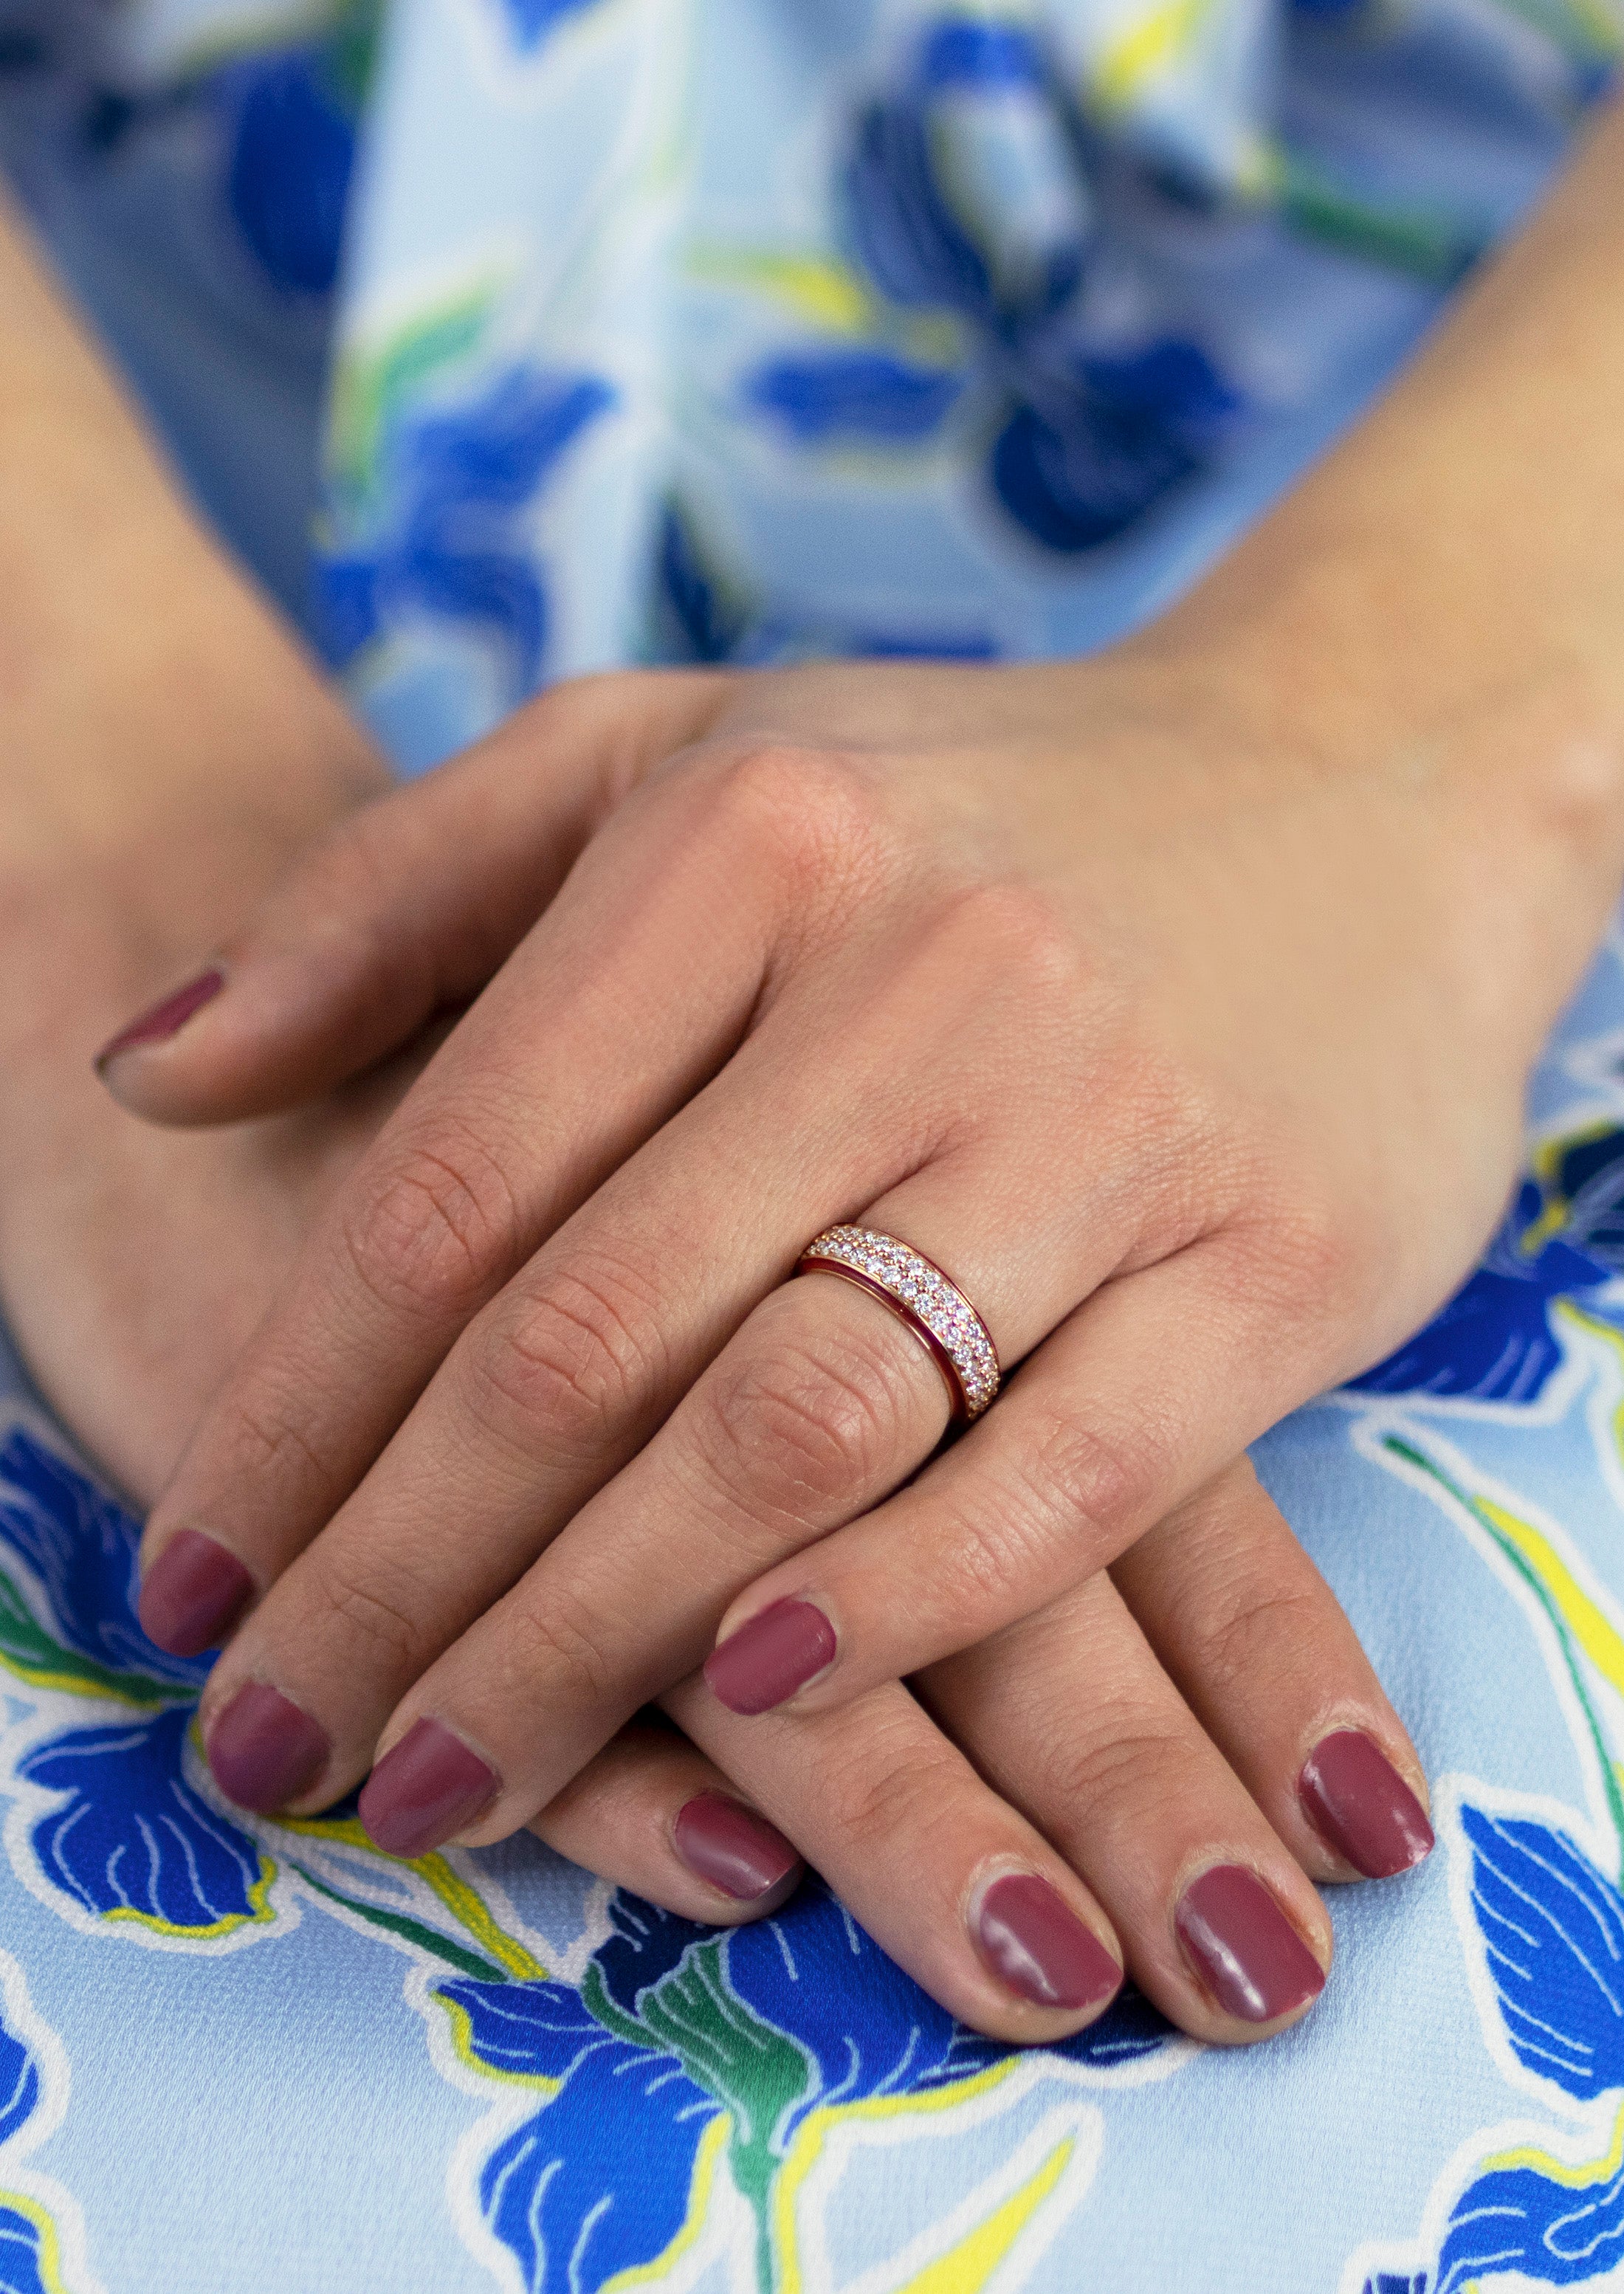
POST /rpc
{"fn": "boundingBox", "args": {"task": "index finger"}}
[134,733,792,1658]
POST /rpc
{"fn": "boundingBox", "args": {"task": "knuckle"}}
[825,1729,959,1853]
[710,743,884,888]
[462,1257,667,1456]
[693,1318,914,1526]
[937,878,1080,985]
[924,1490,1054,1619]
[216,1385,335,1490]
[1016,1409,1163,1558]
[495,1580,619,1711]
[1188,1580,1329,1706]
[1046,1718,1193,1821]
[342,1123,522,1323]
[303,1546,432,1673]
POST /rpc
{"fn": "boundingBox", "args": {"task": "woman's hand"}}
[92,111,1624,2039]
[97,629,1542,2038]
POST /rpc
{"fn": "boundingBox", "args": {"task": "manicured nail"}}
[94,967,224,1072]
[138,1529,254,1658]
[206,1681,329,1814]
[358,1718,499,1859]
[703,1599,837,1715]
[1174,1865,1326,2024]
[1298,1729,1435,1879]
[973,1873,1122,2012]
[673,1792,799,1901]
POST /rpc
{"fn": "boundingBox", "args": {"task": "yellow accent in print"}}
[689,250,878,335]
[415,1858,546,1980]
[603,2115,733,2292]
[435,1994,562,2095]
[0,2188,78,2294]
[1474,1489,1624,1705]
[898,2135,1076,2294]
[1480,2095,1624,2186]
[772,2061,1025,2294]
[1093,0,1210,113]
[277,1813,545,1978]
[101,1853,278,1941]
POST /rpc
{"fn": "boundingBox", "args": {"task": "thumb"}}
[93,668,727,1125]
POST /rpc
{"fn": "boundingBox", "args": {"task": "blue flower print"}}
[1429,2152,1624,2293]
[441,1884,1172,2292]
[0,1427,272,1943]
[0,2016,39,2155]
[746,350,963,444]
[495,0,605,51]
[220,46,359,296]
[1352,1127,1624,1404]
[746,13,1241,556]
[16,1710,272,1939]
[321,362,614,703]
[438,1977,720,2293]
[1459,1809,1624,2104]
[0,1952,96,2294]
[0,1427,205,1703]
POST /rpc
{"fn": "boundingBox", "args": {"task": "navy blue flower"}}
[221,49,356,295]
[822,15,1239,554]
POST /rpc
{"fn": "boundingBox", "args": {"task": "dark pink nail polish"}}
[1175,1865,1326,2023]
[974,1873,1122,2011]
[358,1718,499,1859]
[138,1529,254,1658]
[94,967,224,1072]
[673,1792,799,1900]
[1298,1729,1435,1879]
[207,1682,328,1814]
[703,1599,837,1716]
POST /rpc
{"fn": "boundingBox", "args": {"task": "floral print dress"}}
[1,4,1623,2292]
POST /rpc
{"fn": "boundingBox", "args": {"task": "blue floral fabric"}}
[0,0,1610,765]
[3,1,1624,2290]
[8,951,1624,2289]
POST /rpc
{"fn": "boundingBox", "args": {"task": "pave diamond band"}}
[794,1225,1002,1422]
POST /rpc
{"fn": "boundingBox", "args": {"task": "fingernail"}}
[138,1529,254,1658]
[206,1682,328,1814]
[673,1791,799,1901]
[94,967,224,1071]
[1174,1865,1326,2024]
[1298,1729,1434,1879]
[972,1873,1122,2012]
[358,1718,499,1859]
[703,1599,837,1715]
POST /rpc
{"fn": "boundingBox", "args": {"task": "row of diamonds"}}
[802,1227,1000,1413]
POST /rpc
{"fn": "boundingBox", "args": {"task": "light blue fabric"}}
[3,4,1624,2290]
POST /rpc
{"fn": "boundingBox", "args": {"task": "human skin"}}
[0,187,1434,2042]
[96,105,1624,2036]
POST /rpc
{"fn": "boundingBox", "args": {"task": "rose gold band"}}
[794,1225,1002,1422]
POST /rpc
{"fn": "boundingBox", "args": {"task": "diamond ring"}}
[794,1224,1001,1422]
